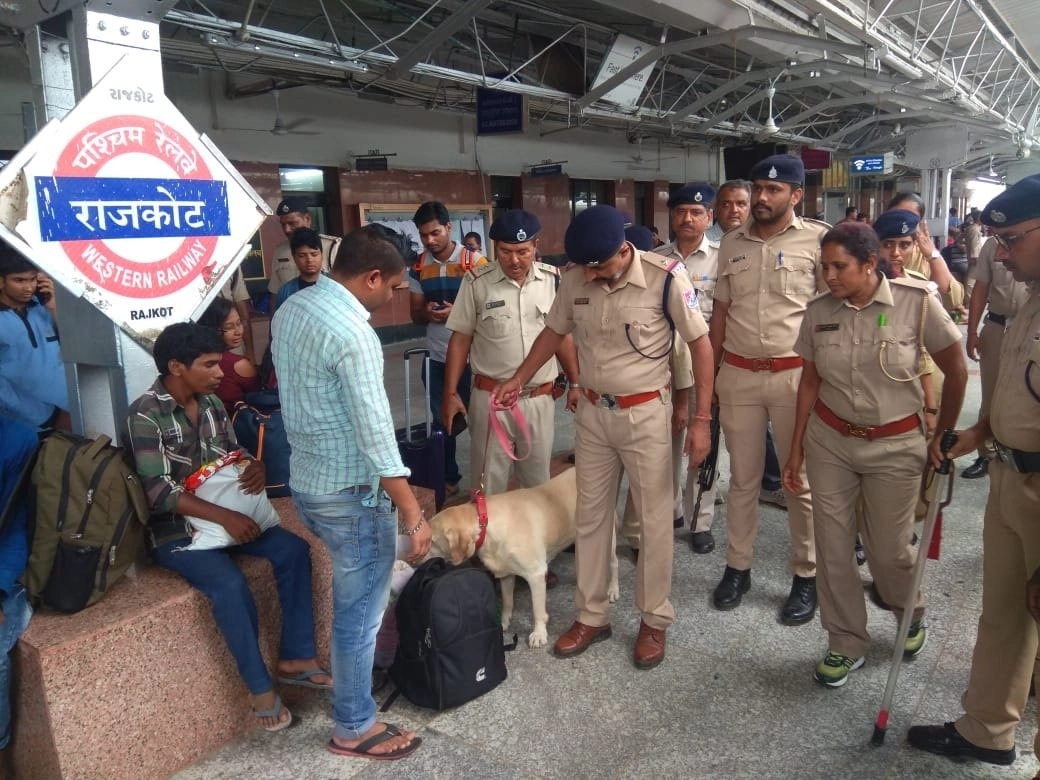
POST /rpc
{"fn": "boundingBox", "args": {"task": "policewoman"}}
[908,175,1040,767]
[782,221,966,688]
[493,205,713,670]
[443,209,578,495]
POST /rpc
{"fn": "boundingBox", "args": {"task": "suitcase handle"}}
[402,348,432,441]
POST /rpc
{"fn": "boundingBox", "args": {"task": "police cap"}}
[488,209,541,243]
[276,196,310,216]
[872,209,920,240]
[624,225,654,251]
[748,154,805,186]
[667,183,716,209]
[982,174,1040,227]
[565,205,626,266]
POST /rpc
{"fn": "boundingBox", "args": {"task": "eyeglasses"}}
[993,224,1040,251]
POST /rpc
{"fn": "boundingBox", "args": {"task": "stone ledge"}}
[13,487,435,780]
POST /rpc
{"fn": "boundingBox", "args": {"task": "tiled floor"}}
[176,335,1038,780]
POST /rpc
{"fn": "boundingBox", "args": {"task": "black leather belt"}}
[986,312,1008,326]
[993,441,1040,473]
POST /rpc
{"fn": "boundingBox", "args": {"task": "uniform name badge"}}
[485,300,506,309]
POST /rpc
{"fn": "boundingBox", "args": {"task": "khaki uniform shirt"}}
[968,237,1030,318]
[446,260,560,386]
[545,248,708,395]
[796,276,961,426]
[965,222,984,260]
[657,235,719,322]
[990,286,1040,452]
[267,234,341,294]
[714,215,829,358]
[219,270,249,303]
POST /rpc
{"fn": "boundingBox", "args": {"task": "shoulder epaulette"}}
[536,261,560,276]
[806,289,834,307]
[891,275,934,293]
[801,218,832,233]
[468,262,498,280]
[641,252,685,276]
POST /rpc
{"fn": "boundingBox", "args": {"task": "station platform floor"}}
[175,334,1038,780]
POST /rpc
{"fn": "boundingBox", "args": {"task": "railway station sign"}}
[0,54,269,344]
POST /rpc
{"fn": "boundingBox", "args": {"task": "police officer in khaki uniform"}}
[442,210,578,495]
[267,197,341,298]
[493,205,713,670]
[709,154,828,624]
[655,184,721,553]
[908,174,1040,768]
[961,236,1030,479]
[782,222,966,688]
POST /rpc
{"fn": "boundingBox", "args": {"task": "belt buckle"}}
[846,423,870,439]
[599,393,618,409]
[752,358,773,372]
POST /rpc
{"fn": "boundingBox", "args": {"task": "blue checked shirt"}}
[271,274,409,494]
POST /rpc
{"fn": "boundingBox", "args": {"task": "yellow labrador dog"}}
[427,467,620,648]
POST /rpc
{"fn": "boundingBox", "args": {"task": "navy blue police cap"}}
[624,225,654,251]
[488,209,541,243]
[565,205,626,266]
[276,196,310,216]
[982,174,1040,227]
[668,183,716,209]
[873,209,920,240]
[748,154,805,186]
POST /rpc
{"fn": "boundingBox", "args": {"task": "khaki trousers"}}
[468,387,554,495]
[955,463,1040,752]
[805,416,926,659]
[716,362,815,577]
[621,382,717,544]
[574,390,675,630]
[975,319,1005,458]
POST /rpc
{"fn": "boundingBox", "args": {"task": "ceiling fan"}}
[756,84,780,138]
[229,89,321,136]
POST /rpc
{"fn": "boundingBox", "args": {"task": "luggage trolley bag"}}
[395,348,447,510]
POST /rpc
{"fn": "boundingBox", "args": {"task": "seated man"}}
[0,246,70,430]
[124,322,330,732]
[275,228,325,311]
[0,415,37,777]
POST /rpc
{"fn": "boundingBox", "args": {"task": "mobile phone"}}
[449,412,468,437]
[431,302,447,311]
[36,285,52,305]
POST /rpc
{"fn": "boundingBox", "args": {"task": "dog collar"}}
[471,488,490,550]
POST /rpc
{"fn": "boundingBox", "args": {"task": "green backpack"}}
[25,432,150,613]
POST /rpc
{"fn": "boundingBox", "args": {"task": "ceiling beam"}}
[386,0,493,80]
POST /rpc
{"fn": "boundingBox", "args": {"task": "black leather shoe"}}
[673,515,684,529]
[907,722,1015,766]
[691,530,715,554]
[855,536,866,567]
[961,457,989,479]
[780,575,817,625]
[713,566,750,610]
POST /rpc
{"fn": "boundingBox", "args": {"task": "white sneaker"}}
[759,488,787,510]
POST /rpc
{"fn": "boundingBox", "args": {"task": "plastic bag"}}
[179,450,280,551]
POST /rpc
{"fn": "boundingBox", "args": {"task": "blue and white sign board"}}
[590,34,656,108]
[849,152,895,176]
[0,54,269,344]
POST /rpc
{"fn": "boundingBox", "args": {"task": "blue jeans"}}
[423,359,470,485]
[292,487,396,741]
[152,526,317,695]
[0,585,31,750]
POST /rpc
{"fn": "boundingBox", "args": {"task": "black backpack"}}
[389,558,507,710]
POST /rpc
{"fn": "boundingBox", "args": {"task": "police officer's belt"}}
[583,388,661,410]
[473,375,554,398]
[993,441,1040,473]
[724,354,804,372]
[985,312,1008,326]
[814,400,920,441]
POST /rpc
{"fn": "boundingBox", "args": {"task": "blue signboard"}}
[477,88,525,135]
[530,163,563,176]
[35,176,230,241]
[849,153,892,175]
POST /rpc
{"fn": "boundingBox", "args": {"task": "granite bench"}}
[12,488,435,780]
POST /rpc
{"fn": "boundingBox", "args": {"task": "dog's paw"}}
[528,626,549,648]
[607,583,620,603]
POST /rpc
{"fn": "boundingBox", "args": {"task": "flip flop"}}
[253,694,293,733]
[276,667,333,690]
[326,724,422,761]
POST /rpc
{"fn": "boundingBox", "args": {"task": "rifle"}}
[690,403,721,527]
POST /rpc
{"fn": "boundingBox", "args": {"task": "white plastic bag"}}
[179,451,280,551]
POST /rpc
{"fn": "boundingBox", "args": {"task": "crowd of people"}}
[1,158,1039,772]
